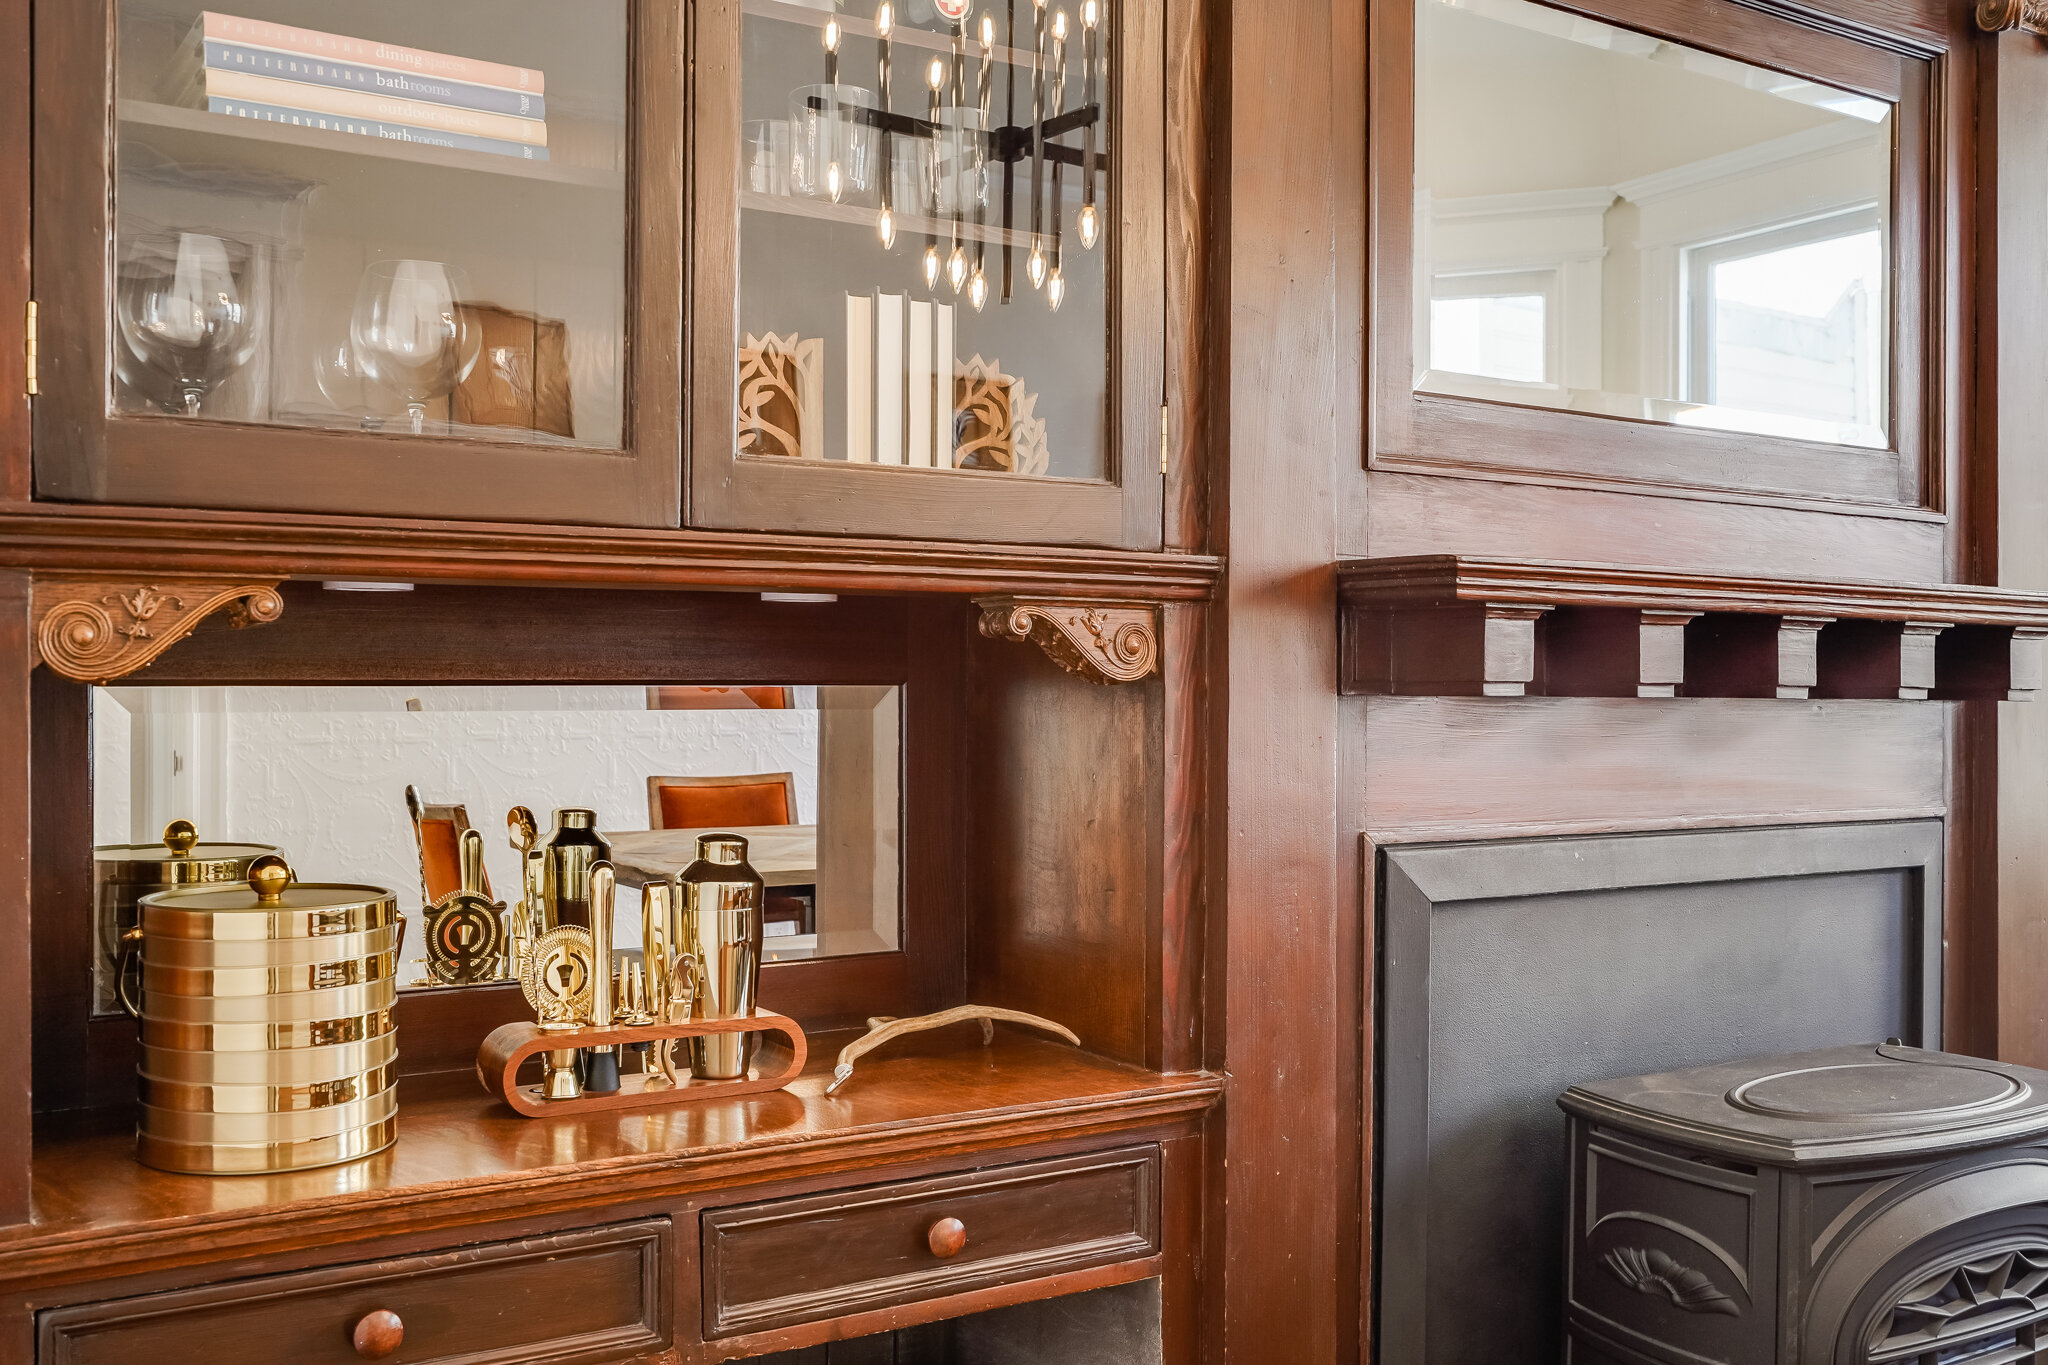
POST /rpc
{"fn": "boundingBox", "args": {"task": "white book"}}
[932,302,955,467]
[844,293,873,464]
[906,300,933,469]
[873,292,905,466]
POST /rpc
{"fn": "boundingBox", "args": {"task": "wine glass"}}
[115,232,261,417]
[347,260,481,435]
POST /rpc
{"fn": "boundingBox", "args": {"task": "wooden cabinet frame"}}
[1368,0,1947,514]
[688,0,1167,549]
[29,0,685,527]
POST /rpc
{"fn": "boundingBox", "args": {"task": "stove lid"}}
[1558,1044,2048,1166]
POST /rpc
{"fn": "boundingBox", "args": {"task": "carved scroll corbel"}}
[1979,0,2048,34]
[975,597,1159,684]
[31,576,284,683]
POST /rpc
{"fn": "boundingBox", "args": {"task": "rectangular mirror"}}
[1413,0,1894,450]
[90,682,901,1011]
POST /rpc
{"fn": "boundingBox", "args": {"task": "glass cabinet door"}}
[33,0,682,525]
[691,0,1163,548]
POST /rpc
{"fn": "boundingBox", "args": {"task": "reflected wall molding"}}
[1978,0,2048,35]
[1338,557,2048,701]
[30,575,284,684]
[975,597,1160,684]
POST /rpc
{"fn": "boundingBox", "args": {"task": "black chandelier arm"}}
[802,95,1105,167]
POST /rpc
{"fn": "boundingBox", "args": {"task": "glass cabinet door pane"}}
[739,0,1111,480]
[1413,0,1894,451]
[113,2,626,448]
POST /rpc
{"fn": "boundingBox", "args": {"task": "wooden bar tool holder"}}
[477,1012,808,1117]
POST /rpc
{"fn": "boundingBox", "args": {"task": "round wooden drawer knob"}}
[927,1216,968,1259]
[352,1309,405,1359]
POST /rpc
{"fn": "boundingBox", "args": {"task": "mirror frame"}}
[32,584,963,1112]
[1369,0,1943,515]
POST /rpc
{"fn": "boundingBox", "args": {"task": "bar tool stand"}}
[476,1012,808,1117]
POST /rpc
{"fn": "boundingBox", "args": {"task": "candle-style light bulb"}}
[928,56,946,90]
[923,243,942,288]
[824,17,842,52]
[968,265,988,311]
[1046,266,1065,311]
[1077,203,1098,248]
[827,160,843,202]
[878,206,896,248]
[1052,8,1067,41]
[980,12,995,51]
[947,245,968,292]
[1028,242,1047,288]
[823,15,841,88]
[877,2,892,36]
[1081,0,1097,27]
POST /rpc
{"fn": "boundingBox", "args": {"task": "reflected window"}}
[1414,0,1893,449]
[1429,270,1555,386]
[1685,210,1885,444]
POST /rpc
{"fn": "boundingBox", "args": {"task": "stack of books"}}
[165,12,548,163]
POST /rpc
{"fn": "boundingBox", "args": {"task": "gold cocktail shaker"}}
[529,808,611,930]
[677,834,765,1081]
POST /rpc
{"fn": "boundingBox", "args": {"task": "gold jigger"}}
[642,880,677,1089]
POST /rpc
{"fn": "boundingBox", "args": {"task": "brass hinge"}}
[23,301,36,397]
[1159,403,1169,475]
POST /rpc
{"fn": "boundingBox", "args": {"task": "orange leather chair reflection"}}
[405,785,491,904]
[646,772,797,832]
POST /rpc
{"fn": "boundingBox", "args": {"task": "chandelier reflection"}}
[809,0,1106,314]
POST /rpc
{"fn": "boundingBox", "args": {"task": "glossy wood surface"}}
[37,1220,670,1365]
[0,507,1220,600]
[701,1147,1158,1337]
[7,1030,1217,1296]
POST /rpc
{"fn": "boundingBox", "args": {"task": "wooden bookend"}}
[477,1012,808,1118]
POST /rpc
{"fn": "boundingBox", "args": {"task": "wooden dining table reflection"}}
[602,824,819,890]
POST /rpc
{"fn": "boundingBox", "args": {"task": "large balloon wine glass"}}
[347,260,482,435]
[115,232,261,417]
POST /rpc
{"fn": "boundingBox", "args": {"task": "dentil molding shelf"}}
[1337,557,2048,701]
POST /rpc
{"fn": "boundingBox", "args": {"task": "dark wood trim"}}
[1367,0,1947,513]
[0,0,26,508]
[1163,0,1211,554]
[0,574,28,1225]
[1215,0,1357,1359]
[0,505,1220,600]
[686,0,1167,550]
[30,0,685,527]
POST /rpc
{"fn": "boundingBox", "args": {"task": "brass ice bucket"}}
[94,819,277,1016]
[132,856,400,1174]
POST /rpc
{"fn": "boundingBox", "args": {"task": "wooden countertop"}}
[8,1030,1220,1293]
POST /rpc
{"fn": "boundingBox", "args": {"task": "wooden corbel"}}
[1979,0,2048,34]
[30,576,284,684]
[975,597,1159,684]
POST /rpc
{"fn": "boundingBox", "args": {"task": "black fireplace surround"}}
[1561,1043,2048,1365]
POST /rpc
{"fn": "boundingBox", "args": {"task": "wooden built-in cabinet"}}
[26,0,1180,549]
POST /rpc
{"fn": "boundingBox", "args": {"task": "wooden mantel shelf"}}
[3,1031,1220,1296]
[1338,556,2048,701]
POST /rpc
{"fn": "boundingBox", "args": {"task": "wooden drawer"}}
[39,1219,670,1365]
[701,1146,1159,1338]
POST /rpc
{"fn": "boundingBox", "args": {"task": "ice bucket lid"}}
[96,819,277,879]
[140,856,397,941]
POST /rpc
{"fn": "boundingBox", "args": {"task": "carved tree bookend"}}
[976,597,1159,684]
[477,1010,808,1118]
[955,356,1051,476]
[31,577,284,684]
[1979,0,2048,35]
[825,1004,1081,1096]
[738,332,824,460]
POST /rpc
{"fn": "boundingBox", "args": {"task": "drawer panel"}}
[39,1219,670,1365]
[702,1146,1159,1338]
